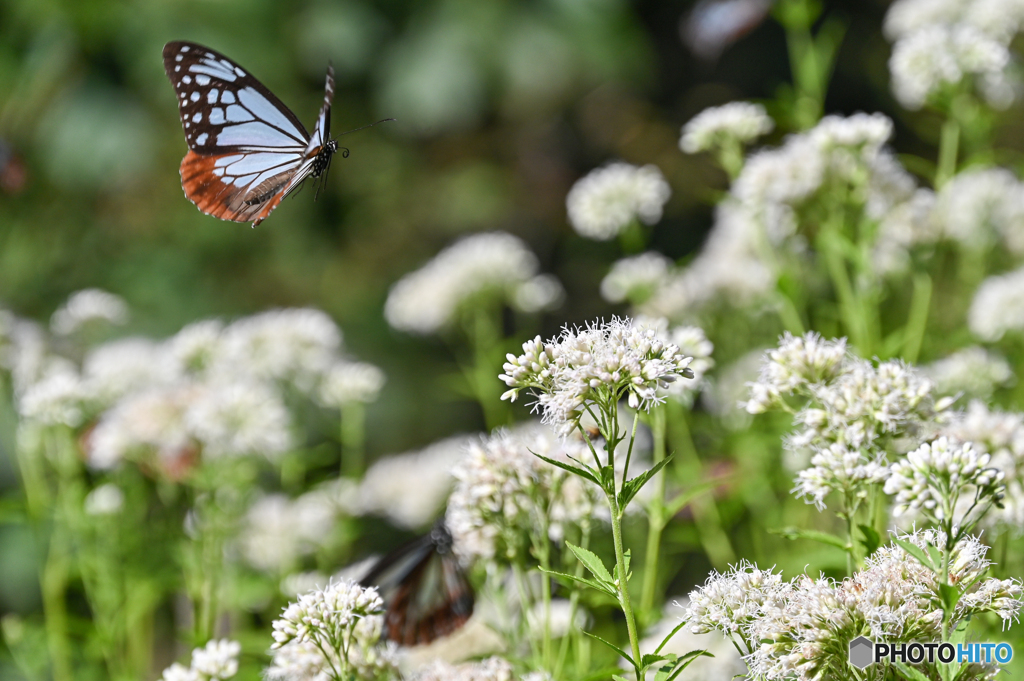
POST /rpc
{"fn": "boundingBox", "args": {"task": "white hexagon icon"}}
[849,636,874,669]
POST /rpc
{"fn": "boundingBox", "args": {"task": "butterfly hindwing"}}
[179,150,292,223]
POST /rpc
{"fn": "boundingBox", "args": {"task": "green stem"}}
[820,229,870,355]
[902,273,932,363]
[41,527,73,681]
[607,493,642,677]
[339,401,365,477]
[935,118,961,189]
[780,0,824,129]
[639,408,666,619]
[467,305,505,430]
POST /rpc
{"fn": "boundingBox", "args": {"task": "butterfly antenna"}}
[337,118,396,137]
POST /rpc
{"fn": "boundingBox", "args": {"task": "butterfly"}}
[162,41,343,227]
[359,521,475,646]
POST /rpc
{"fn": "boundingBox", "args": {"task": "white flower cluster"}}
[640,599,747,681]
[885,436,1004,522]
[924,346,1013,398]
[445,426,602,563]
[500,317,694,435]
[679,102,774,154]
[408,656,515,681]
[641,114,922,317]
[600,252,673,305]
[50,288,129,336]
[351,435,469,529]
[943,400,1024,530]
[636,317,715,406]
[271,579,384,651]
[969,264,1024,341]
[933,168,1024,250]
[384,232,562,335]
[746,333,950,509]
[160,639,241,681]
[319,360,387,407]
[690,531,1021,681]
[565,162,671,240]
[237,491,340,573]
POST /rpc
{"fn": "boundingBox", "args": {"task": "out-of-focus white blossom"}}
[934,168,1024,249]
[600,252,673,305]
[83,483,124,516]
[355,436,469,529]
[81,338,180,408]
[885,0,1024,45]
[238,492,338,573]
[16,360,86,427]
[215,308,341,391]
[924,346,1013,398]
[566,163,671,240]
[171,320,224,375]
[50,289,129,336]
[889,24,1013,110]
[160,663,201,681]
[408,656,515,681]
[184,380,292,460]
[500,317,694,435]
[158,639,241,681]
[969,265,1024,341]
[318,360,386,407]
[385,232,560,335]
[446,426,602,563]
[679,102,774,154]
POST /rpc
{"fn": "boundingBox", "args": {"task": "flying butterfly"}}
[359,521,474,646]
[162,41,387,226]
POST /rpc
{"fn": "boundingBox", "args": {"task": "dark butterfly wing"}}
[360,523,475,646]
[162,41,332,225]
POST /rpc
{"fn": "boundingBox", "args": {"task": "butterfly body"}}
[360,522,475,646]
[162,41,337,226]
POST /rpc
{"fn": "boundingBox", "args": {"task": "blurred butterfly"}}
[360,521,474,646]
[162,41,387,227]
[681,0,773,61]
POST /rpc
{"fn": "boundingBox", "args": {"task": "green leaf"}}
[665,650,713,681]
[926,545,944,571]
[618,455,673,509]
[939,582,962,614]
[949,618,969,645]
[600,464,616,490]
[566,541,615,586]
[893,660,931,681]
[857,524,881,557]
[640,652,669,671]
[663,477,730,518]
[655,619,689,654]
[534,452,601,487]
[583,630,636,671]
[892,537,935,570]
[539,567,616,597]
[770,526,849,552]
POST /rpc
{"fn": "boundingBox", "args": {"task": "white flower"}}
[16,360,85,427]
[160,662,201,681]
[318,360,386,407]
[889,25,1012,109]
[685,561,787,636]
[933,168,1024,249]
[408,656,515,681]
[446,426,601,563]
[184,380,292,460]
[679,102,774,153]
[384,232,557,334]
[808,113,893,154]
[969,265,1024,340]
[600,252,673,304]
[50,288,129,336]
[81,337,180,408]
[216,308,342,391]
[85,383,195,471]
[271,579,384,650]
[924,346,1013,398]
[354,435,469,529]
[793,442,890,510]
[500,317,694,435]
[238,492,338,573]
[885,436,1004,521]
[191,639,241,680]
[170,320,224,375]
[84,483,124,516]
[566,162,671,240]
[744,332,846,411]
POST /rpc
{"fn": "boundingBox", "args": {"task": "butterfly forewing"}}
[360,523,475,646]
[162,41,335,225]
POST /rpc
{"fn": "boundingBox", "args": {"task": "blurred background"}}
[5,0,1024,678]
